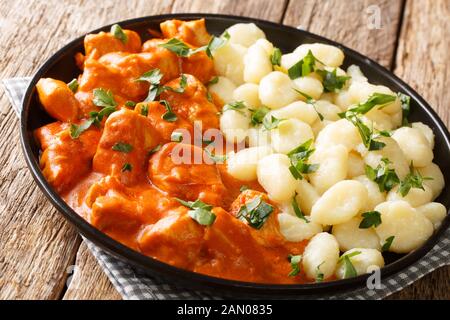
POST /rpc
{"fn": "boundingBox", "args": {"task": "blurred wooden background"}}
[0,0,449,299]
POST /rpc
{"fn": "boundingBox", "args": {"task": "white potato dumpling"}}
[374,200,434,253]
[253,39,274,55]
[257,153,298,202]
[332,218,381,251]
[362,109,394,131]
[386,184,433,208]
[315,119,361,152]
[347,65,368,83]
[311,119,333,138]
[259,71,300,109]
[334,90,355,110]
[353,175,386,211]
[208,76,236,104]
[416,202,447,229]
[335,248,384,279]
[270,119,314,154]
[363,137,410,179]
[309,145,348,194]
[220,109,250,143]
[295,179,320,215]
[392,127,433,167]
[302,232,340,280]
[280,52,301,71]
[417,163,445,200]
[247,127,271,147]
[314,100,341,121]
[412,122,435,149]
[278,213,323,242]
[233,83,261,108]
[227,146,273,181]
[226,23,266,47]
[347,152,366,178]
[267,101,318,125]
[293,76,324,101]
[243,42,273,84]
[319,92,335,103]
[213,42,247,85]
[311,180,368,225]
[294,43,345,68]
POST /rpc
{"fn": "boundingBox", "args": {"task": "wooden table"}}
[1,0,449,300]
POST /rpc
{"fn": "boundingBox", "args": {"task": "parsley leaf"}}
[159,33,229,59]
[160,100,177,122]
[365,158,400,192]
[294,89,324,121]
[140,104,148,116]
[398,162,433,197]
[340,251,361,279]
[204,148,227,164]
[176,198,216,226]
[398,92,411,127]
[136,69,164,102]
[359,211,382,228]
[125,101,136,108]
[250,105,270,126]
[69,119,95,139]
[207,76,219,85]
[121,163,132,172]
[240,185,249,192]
[110,24,128,44]
[292,194,308,223]
[237,196,274,229]
[288,50,321,79]
[67,79,79,93]
[381,236,395,252]
[158,38,192,56]
[112,142,133,153]
[288,254,302,277]
[222,101,246,114]
[93,88,117,108]
[262,115,283,131]
[287,139,319,180]
[316,69,350,93]
[316,262,325,282]
[270,47,282,67]
[339,92,397,117]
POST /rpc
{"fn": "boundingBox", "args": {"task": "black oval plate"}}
[20,13,450,298]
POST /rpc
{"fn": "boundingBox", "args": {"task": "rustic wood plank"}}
[62,242,121,300]
[171,0,288,23]
[282,0,404,68]
[0,0,174,300]
[388,0,450,300]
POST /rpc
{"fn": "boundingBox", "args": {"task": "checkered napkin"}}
[4,77,449,300]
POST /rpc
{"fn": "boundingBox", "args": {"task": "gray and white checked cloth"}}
[3,77,449,300]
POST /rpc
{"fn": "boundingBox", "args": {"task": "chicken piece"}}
[159,74,220,131]
[77,51,180,105]
[230,189,285,248]
[181,52,215,84]
[34,122,101,193]
[160,19,211,47]
[148,142,226,206]
[84,29,142,59]
[93,108,161,185]
[135,102,193,142]
[36,78,80,122]
[138,207,205,269]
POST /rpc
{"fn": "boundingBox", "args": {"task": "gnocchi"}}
[302,232,340,280]
[259,71,300,109]
[335,248,384,279]
[278,213,322,242]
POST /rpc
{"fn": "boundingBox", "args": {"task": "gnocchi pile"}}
[212,23,446,280]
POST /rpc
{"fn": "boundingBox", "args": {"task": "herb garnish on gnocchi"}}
[34,19,445,284]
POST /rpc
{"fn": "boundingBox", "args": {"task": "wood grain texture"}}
[62,242,121,300]
[283,0,404,68]
[0,0,448,300]
[387,0,450,300]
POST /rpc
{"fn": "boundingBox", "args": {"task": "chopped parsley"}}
[160,100,177,122]
[148,143,162,155]
[237,196,274,229]
[262,115,283,131]
[176,198,216,226]
[339,92,397,117]
[398,92,411,126]
[365,158,400,192]
[171,131,183,142]
[359,211,382,228]
[136,69,187,102]
[207,76,219,85]
[287,139,319,180]
[270,47,282,67]
[140,104,148,116]
[249,105,270,126]
[294,89,324,121]
[398,162,433,197]
[121,163,132,172]
[292,193,308,223]
[112,142,133,153]
[110,24,128,44]
[316,68,350,93]
[204,148,227,164]
[67,79,79,93]
[339,251,361,279]
[288,50,321,79]
[124,101,136,108]
[315,262,325,282]
[288,254,302,277]
[381,236,395,252]
[92,88,117,108]
[222,101,246,114]
[240,185,249,192]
